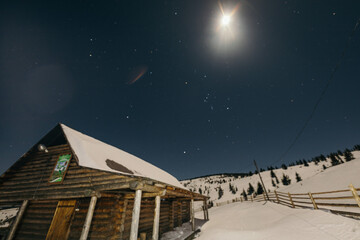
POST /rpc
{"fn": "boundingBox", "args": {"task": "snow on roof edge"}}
[60,124,185,189]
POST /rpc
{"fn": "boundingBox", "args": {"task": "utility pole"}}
[254,160,269,201]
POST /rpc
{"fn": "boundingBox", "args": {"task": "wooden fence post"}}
[251,195,253,202]
[152,195,161,240]
[240,196,243,202]
[274,190,279,203]
[80,196,97,240]
[263,193,266,201]
[202,200,206,220]
[288,192,295,208]
[6,200,28,240]
[308,192,318,209]
[349,184,360,208]
[130,189,142,240]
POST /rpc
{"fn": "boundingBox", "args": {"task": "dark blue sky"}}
[1,0,359,180]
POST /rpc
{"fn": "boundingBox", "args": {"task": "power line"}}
[270,17,360,167]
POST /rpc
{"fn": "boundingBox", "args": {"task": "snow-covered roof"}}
[61,124,184,189]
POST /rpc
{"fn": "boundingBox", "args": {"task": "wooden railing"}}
[214,184,360,219]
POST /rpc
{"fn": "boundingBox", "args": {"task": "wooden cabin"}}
[0,124,208,240]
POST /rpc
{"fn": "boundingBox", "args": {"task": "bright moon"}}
[221,15,231,26]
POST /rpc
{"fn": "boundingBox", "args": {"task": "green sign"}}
[49,154,72,183]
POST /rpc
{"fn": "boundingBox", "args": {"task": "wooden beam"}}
[152,195,161,240]
[80,196,97,240]
[130,189,142,240]
[6,200,28,240]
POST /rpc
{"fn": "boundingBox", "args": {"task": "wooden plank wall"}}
[0,144,135,202]
[14,200,58,240]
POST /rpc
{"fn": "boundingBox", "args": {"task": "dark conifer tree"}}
[344,149,354,161]
[330,154,340,166]
[247,183,255,195]
[281,173,291,185]
[295,172,302,182]
[322,164,327,170]
[256,182,264,195]
[242,189,248,201]
[281,164,287,170]
[303,160,309,167]
[272,179,276,187]
[218,186,224,199]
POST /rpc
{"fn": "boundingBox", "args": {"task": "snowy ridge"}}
[181,151,360,204]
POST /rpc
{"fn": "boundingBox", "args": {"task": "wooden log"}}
[130,189,142,240]
[308,192,318,209]
[288,192,295,208]
[6,200,29,240]
[152,195,161,240]
[119,199,128,240]
[191,199,195,231]
[80,196,97,240]
[349,184,360,208]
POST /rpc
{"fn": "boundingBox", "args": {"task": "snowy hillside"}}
[194,202,360,240]
[181,150,360,205]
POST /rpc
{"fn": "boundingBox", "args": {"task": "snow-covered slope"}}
[181,151,360,204]
[195,202,360,240]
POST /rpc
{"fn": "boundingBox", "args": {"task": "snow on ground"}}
[194,201,360,240]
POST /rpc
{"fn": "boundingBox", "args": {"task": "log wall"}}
[14,200,58,240]
[0,144,136,202]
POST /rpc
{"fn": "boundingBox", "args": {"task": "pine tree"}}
[242,189,248,201]
[256,182,264,195]
[295,172,302,182]
[199,188,202,195]
[330,154,340,166]
[247,183,255,195]
[344,149,355,162]
[275,176,279,184]
[281,164,287,170]
[303,160,309,167]
[248,171,253,176]
[272,179,276,187]
[270,169,276,178]
[218,186,224,199]
[353,144,360,151]
[322,164,327,170]
[281,173,291,185]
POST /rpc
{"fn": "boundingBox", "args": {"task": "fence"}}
[214,184,360,219]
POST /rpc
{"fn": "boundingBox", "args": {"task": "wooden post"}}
[263,193,266,201]
[288,192,295,208]
[274,190,279,203]
[130,189,142,240]
[190,199,195,231]
[202,200,206,220]
[240,196,243,202]
[80,196,97,240]
[152,195,161,240]
[251,195,253,202]
[6,200,28,240]
[349,184,360,208]
[308,192,318,209]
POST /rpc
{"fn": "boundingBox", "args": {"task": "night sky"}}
[1,0,359,180]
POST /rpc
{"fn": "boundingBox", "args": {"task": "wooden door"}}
[46,200,76,240]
